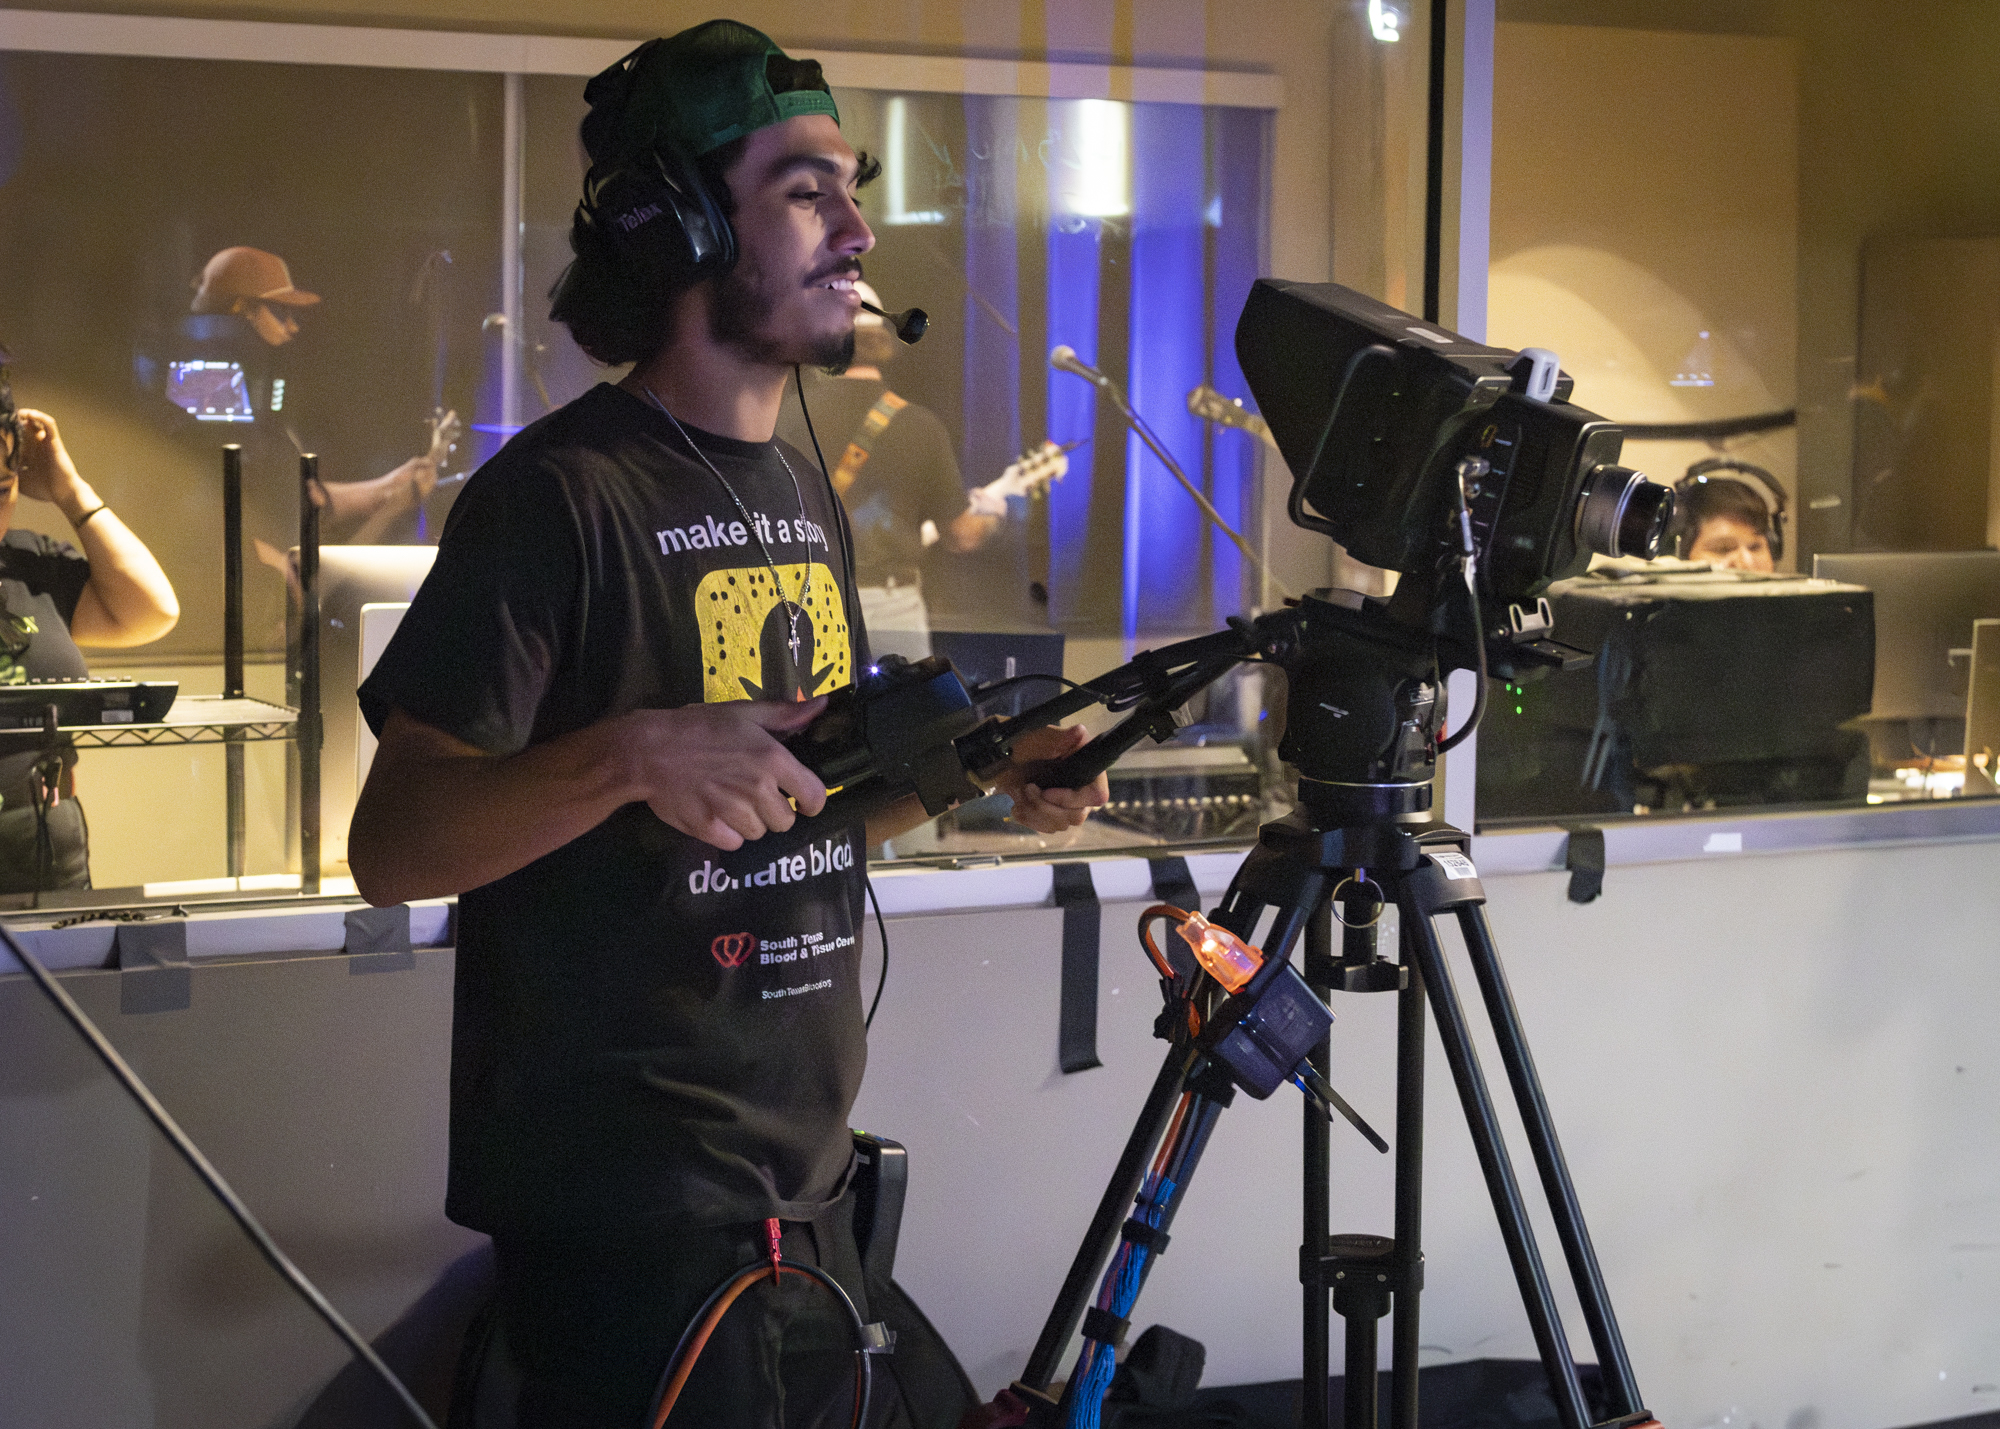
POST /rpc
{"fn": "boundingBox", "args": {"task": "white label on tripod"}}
[1429,851,1479,880]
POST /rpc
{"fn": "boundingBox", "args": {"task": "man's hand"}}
[989,723,1109,833]
[310,410,459,534]
[353,696,832,906]
[632,697,829,850]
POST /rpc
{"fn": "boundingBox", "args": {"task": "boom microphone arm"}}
[1049,347,1294,602]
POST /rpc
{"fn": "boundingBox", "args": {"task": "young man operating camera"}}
[349,20,1105,1428]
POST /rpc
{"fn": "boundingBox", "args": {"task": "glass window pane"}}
[1475,6,2000,823]
[0,51,503,901]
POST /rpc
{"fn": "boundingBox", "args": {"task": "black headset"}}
[568,41,739,297]
[1673,456,1788,561]
[579,144,735,293]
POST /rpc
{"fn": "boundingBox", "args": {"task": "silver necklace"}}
[640,384,817,672]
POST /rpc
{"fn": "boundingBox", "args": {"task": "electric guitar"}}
[926,440,1079,544]
[426,407,467,489]
[981,438,1079,503]
[1187,384,1280,452]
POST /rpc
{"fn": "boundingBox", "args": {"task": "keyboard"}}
[0,680,180,730]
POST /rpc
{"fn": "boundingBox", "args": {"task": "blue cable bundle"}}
[1065,1092,1225,1429]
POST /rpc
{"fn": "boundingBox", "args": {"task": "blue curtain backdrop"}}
[1125,103,1210,636]
[1029,98,1271,636]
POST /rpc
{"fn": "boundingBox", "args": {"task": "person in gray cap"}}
[350,20,1105,1428]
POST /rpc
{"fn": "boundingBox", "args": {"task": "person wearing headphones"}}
[1670,458,1787,573]
[347,22,1106,1428]
[0,357,180,892]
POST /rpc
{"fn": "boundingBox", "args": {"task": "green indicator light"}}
[1515,706,1524,715]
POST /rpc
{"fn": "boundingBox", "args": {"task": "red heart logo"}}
[711,932,757,969]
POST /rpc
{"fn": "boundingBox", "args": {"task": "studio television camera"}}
[790,278,1674,826]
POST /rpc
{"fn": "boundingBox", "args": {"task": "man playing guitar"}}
[777,279,1066,656]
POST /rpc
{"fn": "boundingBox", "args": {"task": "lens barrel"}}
[1575,464,1675,560]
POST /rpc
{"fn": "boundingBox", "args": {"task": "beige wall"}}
[1489,22,1799,562]
[1495,0,2000,556]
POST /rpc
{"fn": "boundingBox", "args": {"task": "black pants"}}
[0,797,88,894]
[494,1206,896,1429]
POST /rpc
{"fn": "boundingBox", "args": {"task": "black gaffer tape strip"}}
[1053,861,1102,1074]
[1080,1306,1130,1346]
[1564,826,1606,905]
[1146,855,1199,914]
[1120,1219,1171,1256]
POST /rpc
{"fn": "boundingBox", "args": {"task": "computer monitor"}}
[1810,551,2000,725]
[288,546,437,873]
[166,359,255,422]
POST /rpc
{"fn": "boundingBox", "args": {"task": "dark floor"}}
[1175,1360,1607,1429]
[1177,1363,2000,1429]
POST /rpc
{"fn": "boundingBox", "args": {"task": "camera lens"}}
[1575,464,1675,560]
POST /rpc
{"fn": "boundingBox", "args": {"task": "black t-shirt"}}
[358,383,871,1237]
[0,530,91,800]
[777,374,966,587]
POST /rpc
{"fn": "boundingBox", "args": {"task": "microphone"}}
[1049,344,1112,387]
[860,300,929,345]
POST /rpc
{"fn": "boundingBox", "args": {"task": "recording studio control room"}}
[4,3,1999,1429]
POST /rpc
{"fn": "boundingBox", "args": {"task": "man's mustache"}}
[806,260,864,287]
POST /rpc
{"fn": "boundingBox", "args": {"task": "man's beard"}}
[708,262,854,370]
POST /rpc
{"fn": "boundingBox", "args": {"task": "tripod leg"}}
[1395,886,1595,1429]
[1303,905,1333,1429]
[1020,1040,1189,1394]
[1388,924,1425,1429]
[1455,905,1642,1416]
[1344,1309,1380,1429]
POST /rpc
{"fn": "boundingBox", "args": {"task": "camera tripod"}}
[984,592,1659,1429]
[1011,809,1658,1429]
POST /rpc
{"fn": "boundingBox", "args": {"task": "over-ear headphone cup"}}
[586,145,736,293]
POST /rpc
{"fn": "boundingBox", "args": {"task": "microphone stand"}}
[1055,354,1292,602]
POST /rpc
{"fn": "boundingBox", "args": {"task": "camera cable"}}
[0,916,440,1429]
[864,873,890,1031]
[1438,459,1490,756]
[645,1219,875,1429]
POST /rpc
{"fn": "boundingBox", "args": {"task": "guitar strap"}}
[832,390,908,495]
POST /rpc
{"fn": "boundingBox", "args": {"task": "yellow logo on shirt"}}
[696,563,851,703]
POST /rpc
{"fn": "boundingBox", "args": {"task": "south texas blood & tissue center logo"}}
[711,932,757,969]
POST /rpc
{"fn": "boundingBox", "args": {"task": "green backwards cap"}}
[580,19,841,166]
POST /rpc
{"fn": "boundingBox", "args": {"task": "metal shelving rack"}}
[15,698,299,750]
